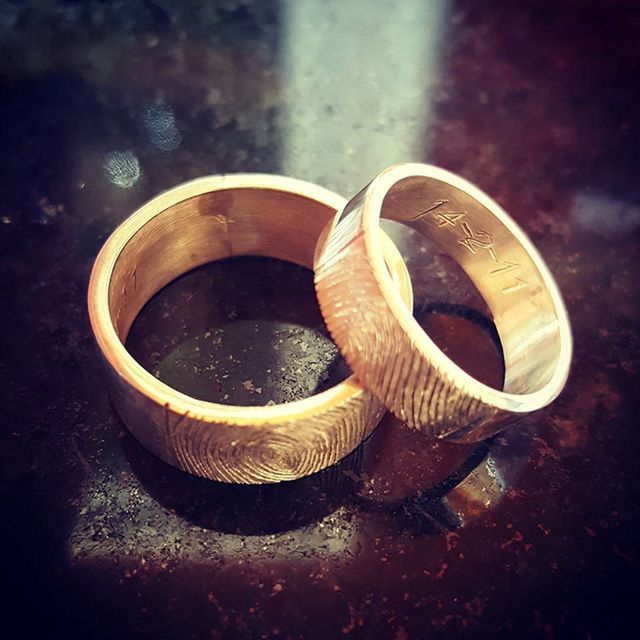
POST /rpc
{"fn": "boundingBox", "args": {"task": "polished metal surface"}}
[88,174,412,483]
[315,163,572,441]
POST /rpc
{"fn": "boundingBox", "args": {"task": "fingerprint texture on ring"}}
[315,209,495,438]
[164,392,384,483]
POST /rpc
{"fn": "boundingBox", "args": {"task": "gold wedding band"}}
[88,174,412,483]
[314,163,572,442]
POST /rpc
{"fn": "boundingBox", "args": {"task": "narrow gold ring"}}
[88,174,412,483]
[314,163,572,442]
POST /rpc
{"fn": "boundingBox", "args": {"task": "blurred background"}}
[1,1,639,638]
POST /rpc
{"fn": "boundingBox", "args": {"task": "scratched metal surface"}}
[1,1,639,639]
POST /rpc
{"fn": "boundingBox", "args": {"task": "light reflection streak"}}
[280,0,448,196]
[570,191,640,232]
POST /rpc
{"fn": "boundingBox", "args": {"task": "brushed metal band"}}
[314,164,572,442]
[88,175,412,483]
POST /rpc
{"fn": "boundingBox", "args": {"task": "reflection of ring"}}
[88,175,412,483]
[314,164,572,442]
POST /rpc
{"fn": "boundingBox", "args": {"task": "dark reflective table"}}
[1,1,639,638]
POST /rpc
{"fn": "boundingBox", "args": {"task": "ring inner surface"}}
[108,188,332,342]
[380,176,562,396]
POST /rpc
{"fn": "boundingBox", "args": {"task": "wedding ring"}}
[314,164,572,442]
[88,174,412,483]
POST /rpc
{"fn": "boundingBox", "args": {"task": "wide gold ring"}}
[314,163,572,442]
[88,174,412,483]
